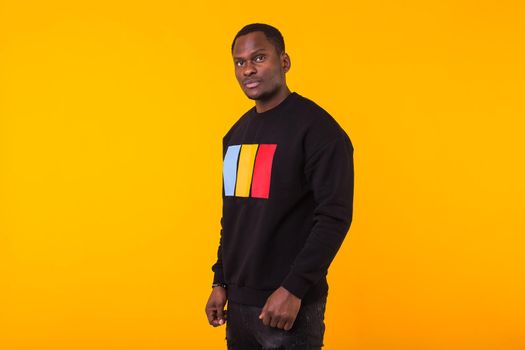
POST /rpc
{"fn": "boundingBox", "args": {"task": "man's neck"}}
[255,86,292,113]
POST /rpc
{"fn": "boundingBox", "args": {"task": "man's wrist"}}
[212,283,227,289]
[280,286,301,301]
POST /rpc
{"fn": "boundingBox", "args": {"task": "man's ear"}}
[282,52,291,73]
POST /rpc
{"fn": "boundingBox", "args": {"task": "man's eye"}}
[235,61,244,67]
[254,55,265,62]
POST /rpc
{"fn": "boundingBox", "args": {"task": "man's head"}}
[231,23,291,102]
[231,23,285,55]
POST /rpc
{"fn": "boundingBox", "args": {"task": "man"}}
[205,23,354,349]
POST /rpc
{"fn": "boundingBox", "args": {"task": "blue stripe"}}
[223,145,241,196]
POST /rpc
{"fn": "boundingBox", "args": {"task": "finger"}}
[206,308,217,325]
[259,305,266,320]
[284,318,295,331]
[276,318,287,330]
[259,306,268,325]
[217,308,225,325]
[261,312,270,326]
[270,315,279,328]
[207,307,225,327]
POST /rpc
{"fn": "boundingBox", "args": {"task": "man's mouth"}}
[244,80,261,89]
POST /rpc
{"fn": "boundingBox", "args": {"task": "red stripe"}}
[251,144,277,198]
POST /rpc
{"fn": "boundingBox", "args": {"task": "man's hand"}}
[259,286,302,331]
[205,286,228,327]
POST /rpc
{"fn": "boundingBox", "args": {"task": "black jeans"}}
[225,296,327,350]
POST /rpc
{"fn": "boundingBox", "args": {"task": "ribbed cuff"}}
[212,269,225,285]
[281,272,312,300]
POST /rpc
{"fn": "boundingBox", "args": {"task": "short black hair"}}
[231,23,285,55]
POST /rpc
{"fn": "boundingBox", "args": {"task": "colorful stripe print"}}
[223,144,277,199]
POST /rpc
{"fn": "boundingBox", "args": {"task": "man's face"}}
[232,31,290,101]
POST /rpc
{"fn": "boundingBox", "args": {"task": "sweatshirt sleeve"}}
[211,136,228,286]
[211,216,226,285]
[281,133,354,299]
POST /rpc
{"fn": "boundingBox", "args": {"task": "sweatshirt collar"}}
[251,91,298,118]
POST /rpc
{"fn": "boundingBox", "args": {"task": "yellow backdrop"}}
[1,0,524,349]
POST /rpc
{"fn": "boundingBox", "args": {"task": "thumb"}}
[217,307,225,324]
[259,304,267,320]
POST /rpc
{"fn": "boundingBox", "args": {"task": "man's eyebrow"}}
[233,49,267,60]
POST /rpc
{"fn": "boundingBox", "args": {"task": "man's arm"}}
[281,134,354,299]
[206,216,228,327]
[212,137,228,286]
[211,216,226,285]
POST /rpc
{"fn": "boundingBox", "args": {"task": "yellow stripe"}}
[235,144,259,197]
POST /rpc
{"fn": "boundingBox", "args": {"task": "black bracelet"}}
[212,283,227,289]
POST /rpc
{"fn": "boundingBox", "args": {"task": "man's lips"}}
[243,80,261,89]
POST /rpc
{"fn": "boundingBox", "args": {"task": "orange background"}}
[1,0,524,349]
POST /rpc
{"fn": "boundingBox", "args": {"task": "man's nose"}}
[243,61,256,76]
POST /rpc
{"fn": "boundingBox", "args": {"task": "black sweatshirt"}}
[211,91,354,307]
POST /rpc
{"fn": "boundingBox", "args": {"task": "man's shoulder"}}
[294,93,329,115]
[294,93,347,138]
